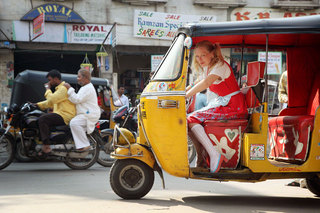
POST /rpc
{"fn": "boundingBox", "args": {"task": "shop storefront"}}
[13,3,114,80]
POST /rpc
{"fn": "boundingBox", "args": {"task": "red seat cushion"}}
[268,115,314,161]
[204,119,248,169]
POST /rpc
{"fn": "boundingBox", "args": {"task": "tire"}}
[0,134,15,170]
[306,176,320,196]
[15,140,33,162]
[64,130,100,170]
[187,136,196,163]
[97,132,115,167]
[110,159,154,199]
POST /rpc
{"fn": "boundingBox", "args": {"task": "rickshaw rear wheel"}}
[110,159,154,199]
[306,175,320,196]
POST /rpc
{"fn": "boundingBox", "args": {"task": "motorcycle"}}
[97,104,138,167]
[0,102,102,170]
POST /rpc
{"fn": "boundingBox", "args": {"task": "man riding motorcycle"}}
[35,69,76,155]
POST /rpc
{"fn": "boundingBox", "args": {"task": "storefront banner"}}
[258,52,282,75]
[21,3,85,23]
[134,10,216,40]
[32,13,45,40]
[151,55,164,72]
[65,24,112,44]
[231,8,320,21]
[13,21,64,42]
[13,21,113,45]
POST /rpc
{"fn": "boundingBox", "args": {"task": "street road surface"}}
[0,162,319,213]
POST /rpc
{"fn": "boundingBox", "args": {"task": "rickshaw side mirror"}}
[184,37,192,49]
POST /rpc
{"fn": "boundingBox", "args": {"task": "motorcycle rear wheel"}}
[97,132,115,167]
[0,134,15,170]
[64,130,100,170]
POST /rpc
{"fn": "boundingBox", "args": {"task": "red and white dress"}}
[187,61,247,124]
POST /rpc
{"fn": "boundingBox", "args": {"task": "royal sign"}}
[21,3,85,23]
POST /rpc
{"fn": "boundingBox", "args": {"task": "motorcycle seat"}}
[54,125,70,132]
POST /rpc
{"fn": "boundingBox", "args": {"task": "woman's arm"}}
[186,74,219,98]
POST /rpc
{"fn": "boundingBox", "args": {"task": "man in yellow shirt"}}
[36,69,76,154]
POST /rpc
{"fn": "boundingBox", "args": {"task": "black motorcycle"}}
[0,103,102,170]
[96,105,137,167]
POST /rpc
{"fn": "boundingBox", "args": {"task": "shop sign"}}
[258,52,282,75]
[13,21,114,45]
[134,10,216,40]
[32,13,45,40]
[21,3,85,23]
[65,24,113,44]
[151,55,164,72]
[231,8,320,21]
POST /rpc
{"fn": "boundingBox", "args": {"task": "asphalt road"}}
[0,162,319,213]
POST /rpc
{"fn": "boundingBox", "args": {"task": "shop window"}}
[112,0,167,5]
[193,0,247,8]
[271,0,320,10]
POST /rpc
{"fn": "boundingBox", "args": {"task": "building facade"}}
[0,0,319,108]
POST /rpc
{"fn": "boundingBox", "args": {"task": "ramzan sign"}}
[21,3,85,23]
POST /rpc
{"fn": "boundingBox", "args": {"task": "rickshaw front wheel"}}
[306,175,320,197]
[110,159,154,199]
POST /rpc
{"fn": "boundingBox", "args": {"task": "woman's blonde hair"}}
[192,40,224,74]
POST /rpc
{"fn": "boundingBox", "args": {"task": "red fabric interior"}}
[307,74,320,115]
[247,62,265,86]
[192,34,320,47]
[269,115,314,161]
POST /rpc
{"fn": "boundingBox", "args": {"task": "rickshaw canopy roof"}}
[177,15,320,110]
[178,15,320,47]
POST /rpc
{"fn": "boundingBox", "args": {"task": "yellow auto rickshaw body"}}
[111,16,320,199]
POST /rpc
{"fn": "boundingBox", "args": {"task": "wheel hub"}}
[122,167,142,188]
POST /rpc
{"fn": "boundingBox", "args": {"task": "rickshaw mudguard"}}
[113,143,156,169]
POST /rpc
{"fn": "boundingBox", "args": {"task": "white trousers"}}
[70,115,90,149]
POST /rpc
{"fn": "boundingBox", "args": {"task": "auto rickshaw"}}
[109,15,320,199]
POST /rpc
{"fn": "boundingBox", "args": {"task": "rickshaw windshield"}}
[153,34,185,80]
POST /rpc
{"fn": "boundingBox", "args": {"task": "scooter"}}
[0,102,101,170]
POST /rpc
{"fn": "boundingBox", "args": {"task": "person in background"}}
[64,69,100,152]
[36,69,76,155]
[117,86,129,108]
[278,70,288,109]
[186,40,247,173]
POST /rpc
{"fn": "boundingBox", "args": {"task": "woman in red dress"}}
[186,41,247,173]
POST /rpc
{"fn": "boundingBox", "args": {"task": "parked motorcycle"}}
[97,105,137,167]
[0,102,102,170]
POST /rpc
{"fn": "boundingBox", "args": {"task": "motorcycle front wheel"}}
[64,130,100,170]
[97,131,115,167]
[0,133,15,170]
